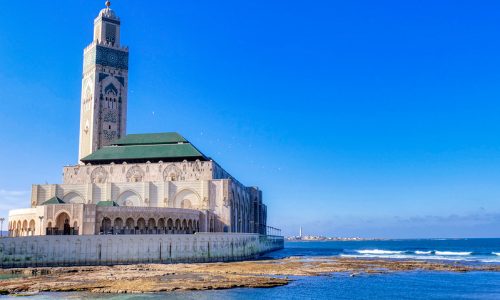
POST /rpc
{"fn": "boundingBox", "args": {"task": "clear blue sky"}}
[0,0,499,238]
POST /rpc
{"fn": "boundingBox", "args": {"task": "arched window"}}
[55,212,71,235]
[117,190,142,207]
[114,218,124,231]
[104,83,118,110]
[101,217,112,234]
[182,220,187,233]
[147,218,156,230]
[29,220,36,236]
[158,218,166,231]
[137,218,146,232]
[125,218,134,233]
[126,166,144,183]
[84,87,92,112]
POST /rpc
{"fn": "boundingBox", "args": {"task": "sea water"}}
[270,238,500,264]
[2,238,499,299]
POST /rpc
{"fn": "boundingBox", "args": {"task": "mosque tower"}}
[78,1,129,162]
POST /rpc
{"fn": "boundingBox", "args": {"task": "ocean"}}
[2,238,500,299]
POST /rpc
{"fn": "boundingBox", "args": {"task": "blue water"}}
[269,238,500,264]
[2,239,499,299]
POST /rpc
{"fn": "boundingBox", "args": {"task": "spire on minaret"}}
[106,1,111,8]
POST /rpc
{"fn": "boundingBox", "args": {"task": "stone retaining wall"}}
[0,233,283,268]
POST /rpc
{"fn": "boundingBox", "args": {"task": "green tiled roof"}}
[81,132,207,164]
[42,196,65,205]
[96,201,119,207]
[114,133,187,145]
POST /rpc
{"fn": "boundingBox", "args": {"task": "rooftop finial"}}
[105,1,111,8]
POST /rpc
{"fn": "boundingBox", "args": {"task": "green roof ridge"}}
[42,196,65,205]
[113,132,187,146]
[81,132,207,164]
[97,201,119,207]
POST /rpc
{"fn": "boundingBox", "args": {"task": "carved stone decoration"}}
[126,166,144,182]
[163,164,181,181]
[90,167,108,183]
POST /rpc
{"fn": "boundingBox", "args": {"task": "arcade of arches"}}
[8,205,216,237]
[99,217,200,235]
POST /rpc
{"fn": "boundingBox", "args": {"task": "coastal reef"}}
[1,257,499,295]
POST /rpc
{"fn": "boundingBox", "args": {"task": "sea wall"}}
[0,233,283,268]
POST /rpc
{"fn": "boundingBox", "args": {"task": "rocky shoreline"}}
[1,257,499,295]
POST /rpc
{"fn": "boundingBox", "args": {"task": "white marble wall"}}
[63,161,214,185]
[28,158,266,234]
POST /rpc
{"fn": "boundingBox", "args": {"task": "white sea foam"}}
[341,254,475,262]
[415,251,432,255]
[493,252,500,256]
[434,251,472,256]
[355,249,404,255]
[341,252,500,264]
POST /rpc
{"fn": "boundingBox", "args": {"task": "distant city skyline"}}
[1,0,500,238]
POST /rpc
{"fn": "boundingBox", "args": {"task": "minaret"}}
[299,226,303,238]
[78,1,129,162]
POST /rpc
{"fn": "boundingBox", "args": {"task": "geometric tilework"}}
[84,45,129,71]
[96,46,128,69]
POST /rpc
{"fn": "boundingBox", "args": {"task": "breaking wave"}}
[339,249,500,264]
[356,249,404,255]
[434,251,472,256]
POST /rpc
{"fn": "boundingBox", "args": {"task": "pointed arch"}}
[90,167,108,183]
[104,83,118,95]
[163,164,181,181]
[116,190,142,207]
[63,191,86,204]
[126,166,144,182]
[173,189,201,209]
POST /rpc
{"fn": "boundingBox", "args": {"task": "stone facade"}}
[15,159,267,236]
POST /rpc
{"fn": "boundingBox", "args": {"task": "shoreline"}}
[1,257,499,295]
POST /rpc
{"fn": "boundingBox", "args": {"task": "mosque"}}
[7,2,274,239]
